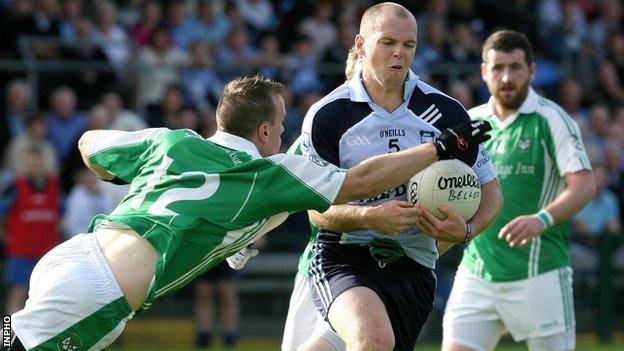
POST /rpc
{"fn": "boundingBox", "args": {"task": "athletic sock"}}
[196,331,212,348]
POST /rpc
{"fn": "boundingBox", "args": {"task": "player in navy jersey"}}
[278,3,503,351]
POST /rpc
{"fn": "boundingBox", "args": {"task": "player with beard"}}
[442,30,596,351]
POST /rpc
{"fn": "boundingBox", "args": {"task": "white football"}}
[408,159,481,220]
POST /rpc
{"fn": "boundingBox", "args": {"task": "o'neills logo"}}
[437,174,479,189]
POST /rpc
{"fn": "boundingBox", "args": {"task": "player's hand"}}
[366,200,420,235]
[434,120,492,160]
[498,215,546,248]
[414,204,468,243]
[226,245,259,270]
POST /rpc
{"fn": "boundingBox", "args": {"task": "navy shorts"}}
[196,260,240,282]
[308,233,436,351]
[4,256,38,286]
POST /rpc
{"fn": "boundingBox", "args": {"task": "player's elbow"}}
[335,174,377,204]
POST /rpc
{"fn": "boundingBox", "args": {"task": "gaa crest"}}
[57,333,83,351]
[518,137,531,151]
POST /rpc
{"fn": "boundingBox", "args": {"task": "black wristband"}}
[462,223,473,244]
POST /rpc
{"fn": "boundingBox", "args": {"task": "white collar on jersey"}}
[486,86,540,129]
[347,65,420,103]
[208,130,262,159]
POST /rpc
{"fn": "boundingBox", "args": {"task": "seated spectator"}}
[58,0,82,42]
[136,26,189,108]
[101,91,147,131]
[92,0,131,81]
[214,28,260,82]
[61,18,116,109]
[319,22,357,93]
[297,0,337,60]
[45,86,87,164]
[1,146,61,314]
[187,1,232,48]
[62,167,113,239]
[236,0,276,35]
[3,113,58,176]
[129,0,162,49]
[0,79,33,158]
[598,31,624,105]
[571,165,621,269]
[59,104,110,194]
[255,34,285,80]
[180,41,223,113]
[19,0,61,59]
[146,85,185,128]
[284,35,323,96]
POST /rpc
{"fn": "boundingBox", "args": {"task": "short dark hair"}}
[482,30,534,65]
[216,76,284,139]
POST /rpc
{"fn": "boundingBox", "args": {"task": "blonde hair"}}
[345,46,360,80]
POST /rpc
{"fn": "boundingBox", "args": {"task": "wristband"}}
[536,209,554,229]
[462,223,473,244]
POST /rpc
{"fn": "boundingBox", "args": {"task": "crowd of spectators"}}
[0,0,623,318]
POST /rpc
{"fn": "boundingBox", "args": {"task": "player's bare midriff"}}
[95,227,157,311]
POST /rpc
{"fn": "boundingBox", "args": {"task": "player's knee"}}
[352,329,394,351]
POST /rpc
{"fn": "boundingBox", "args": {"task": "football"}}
[408,159,481,220]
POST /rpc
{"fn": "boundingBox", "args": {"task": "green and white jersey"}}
[461,87,591,282]
[86,129,346,310]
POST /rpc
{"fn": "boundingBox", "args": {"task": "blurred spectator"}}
[175,105,201,132]
[101,91,147,131]
[448,80,474,109]
[559,77,588,125]
[598,31,624,105]
[93,1,131,80]
[256,34,285,80]
[413,17,451,87]
[0,0,33,58]
[416,0,449,47]
[129,0,162,49]
[62,167,113,239]
[180,41,223,113]
[282,89,320,148]
[58,0,82,41]
[284,35,323,96]
[167,0,195,50]
[146,85,185,128]
[20,0,61,59]
[236,0,277,35]
[117,0,143,28]
[136,26,189,108]
[174,0,232,51]
[45,86,87,163]
[571,165,621,271]
[3,113,58,176]
[61,18,116,109]
[59,103,110,194]
[214,28,260,82]
[587,0,622,54]
[0,79,33,158]
[0,146,61,314]
[583,104,611,160]
[538,0,587,61]
[298,0,337,60]
[319,21,358,93]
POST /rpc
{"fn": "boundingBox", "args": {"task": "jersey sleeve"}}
[301,107,341,166]
[472,145,497,185]
[87,128,169,183]
[263,153,347,213]
[544,110,592,176]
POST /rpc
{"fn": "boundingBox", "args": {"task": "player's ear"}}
[257,122,270,141]
[355,34,365,57]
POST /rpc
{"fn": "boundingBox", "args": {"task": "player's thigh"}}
[443,267,505,351]
[526,329,575,351]
[496,267,575,342]
[11,234,134,350]
[282,272,326,351]
[327,286,394,348]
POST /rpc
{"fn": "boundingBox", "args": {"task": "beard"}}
[494,80,530,110]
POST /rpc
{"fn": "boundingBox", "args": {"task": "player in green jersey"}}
[9,76,490,351]
[442,30,596,351]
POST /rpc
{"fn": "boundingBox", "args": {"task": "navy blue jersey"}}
[300,67,496,268]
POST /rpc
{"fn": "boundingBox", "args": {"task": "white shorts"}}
[281,272,345,351]
[12,233,135,350]
[443,266,575,351]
